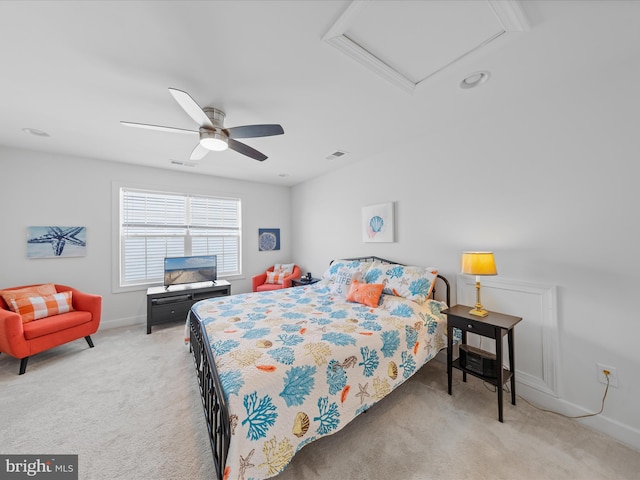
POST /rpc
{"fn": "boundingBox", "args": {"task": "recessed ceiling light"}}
[22,128,50,137]
[460,71,490,89]
[278,173,289,178]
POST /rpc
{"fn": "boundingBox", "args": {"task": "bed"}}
[188,256,451,480]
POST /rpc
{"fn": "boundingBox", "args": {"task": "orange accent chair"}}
[0,284,102,374]
[252,265,301,292]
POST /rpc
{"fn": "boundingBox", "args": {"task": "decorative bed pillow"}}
[364,263,438,304]
[321,260,371,283]
[329,269,361,296]
[6,291,73,323]
[362,260,390,283]
[346,280,384,308]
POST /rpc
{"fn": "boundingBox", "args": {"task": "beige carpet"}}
[1,323,638,480]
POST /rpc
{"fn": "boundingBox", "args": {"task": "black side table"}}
[291,277,320,288]
[443,304,522,422]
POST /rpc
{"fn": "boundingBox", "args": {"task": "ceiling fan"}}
[121,88,284,162]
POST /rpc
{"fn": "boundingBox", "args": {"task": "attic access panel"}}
[323,0,529,93]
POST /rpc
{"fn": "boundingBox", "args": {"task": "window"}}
[119,188,241,287]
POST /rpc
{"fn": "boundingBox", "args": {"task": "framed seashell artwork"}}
[362,202,395,242]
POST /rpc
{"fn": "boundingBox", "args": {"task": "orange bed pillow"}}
[346,280,384,308]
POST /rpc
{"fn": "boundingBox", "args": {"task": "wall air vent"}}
[326,150,348,160]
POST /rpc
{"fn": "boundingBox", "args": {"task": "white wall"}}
[290,61,640,449]
[0,146,292,328]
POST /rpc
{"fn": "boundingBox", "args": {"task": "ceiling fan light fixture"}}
[200,130,228,151]
[123,88,282,161]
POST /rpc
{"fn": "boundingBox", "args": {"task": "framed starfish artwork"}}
[27,226,87,258]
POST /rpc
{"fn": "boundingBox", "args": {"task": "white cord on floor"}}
[483,373,610,419]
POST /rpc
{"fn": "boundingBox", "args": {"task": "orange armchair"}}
[0,284,102,374]
[252,265,301,292]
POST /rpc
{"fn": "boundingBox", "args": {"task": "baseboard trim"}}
[518,380,640,452]
[99,315,144,330]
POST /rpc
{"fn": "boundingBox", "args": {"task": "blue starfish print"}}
[28,226,86,256]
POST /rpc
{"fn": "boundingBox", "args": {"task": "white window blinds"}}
[120,188,241,287]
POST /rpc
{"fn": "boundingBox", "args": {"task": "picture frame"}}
[362,202,395,242]
[27,226,87,258]
[258,228,281,251]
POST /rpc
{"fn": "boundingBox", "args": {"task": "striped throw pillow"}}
[7,291,74,323]
[265,271,285,284]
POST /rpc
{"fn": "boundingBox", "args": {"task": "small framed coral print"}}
[362,202,394,242]
[27,226,87,258]
[259,228,280,251]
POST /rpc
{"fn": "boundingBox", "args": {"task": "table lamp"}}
[461,251,497,317]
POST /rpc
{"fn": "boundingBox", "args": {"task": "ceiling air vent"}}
[170,160,196,168]
[326,150,348,160]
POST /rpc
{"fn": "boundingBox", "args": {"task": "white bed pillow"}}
[322,260,371,295]
[364,262,438,304]
[321,260,370,283]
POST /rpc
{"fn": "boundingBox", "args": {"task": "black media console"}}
[146,280,231,334]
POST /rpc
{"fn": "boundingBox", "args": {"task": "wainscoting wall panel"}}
[456,275,559,397]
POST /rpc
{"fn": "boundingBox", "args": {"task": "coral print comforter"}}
[191,281,448,480]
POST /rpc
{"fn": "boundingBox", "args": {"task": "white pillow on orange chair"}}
[273,263,295,276]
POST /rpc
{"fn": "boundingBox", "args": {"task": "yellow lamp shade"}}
[461,252,497,276]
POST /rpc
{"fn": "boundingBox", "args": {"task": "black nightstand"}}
[443,304,522,422]
[291,277,320,287]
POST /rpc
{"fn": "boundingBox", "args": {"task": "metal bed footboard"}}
[189,311,230,480]
[190,256,450,480]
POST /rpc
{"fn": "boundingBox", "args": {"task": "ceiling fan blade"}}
[168,88,214,128]
[190,143,210,161]
[228,138,268,162]
[120,121,198,135]
[225,124,284,139]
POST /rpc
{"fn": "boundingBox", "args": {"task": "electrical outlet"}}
[596,363,619,388]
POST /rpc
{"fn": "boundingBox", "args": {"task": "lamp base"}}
[468,307,489,317]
